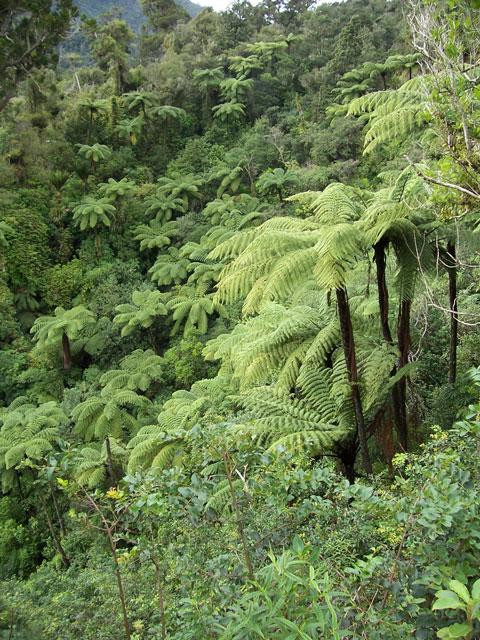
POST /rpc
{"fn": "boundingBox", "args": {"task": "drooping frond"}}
[74,438,127,488]
[0,400,65,490]
[167,284,226,336]
[347,77,429,153]
[288,183,366,224]
[127,422,184,473]
[100,349,164,393]
[149,248,190,286]
[72,389,151,442]
[113,290,167,337]
[133,220,178,251]
[31,305,96,348]
[363,107,427,154]
[235,387,350,458]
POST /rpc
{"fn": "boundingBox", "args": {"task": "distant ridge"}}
[75,0,203,31]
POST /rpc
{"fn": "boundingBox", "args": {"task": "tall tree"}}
[0,1,77,110]
[140,0,189,61]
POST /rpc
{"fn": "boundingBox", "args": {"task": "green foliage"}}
[167,284,226,336]
[0,0,77,107]
[30,306,95,352]
[76,143,112,164]
[100,349,164,393]
[3,1,480,638]
[221,547,346,639]
[256,167,299,200]
[72,388,151,441]
[0,398,65,490]
[73,196,116,230]
[212,100,246,123]
[113,290,167,337]
[432,579,480,639]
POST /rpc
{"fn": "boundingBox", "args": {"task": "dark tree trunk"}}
[105,437,116,486]
[62,332,72,370]
[396,299,411,451]
[43,507,70,569]
[447,241,458,384]
[51,489,66,537]
[374,242,409,453]
[336,287,372,475]
[374,242,393,343]
[107,532,131,640]
[338,440,357,483]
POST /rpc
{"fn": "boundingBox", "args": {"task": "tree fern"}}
[30,305,96,370]
[167,284,226,336]
[113,290,168,337]
[74,438,127,488]
[72,389,151,442]
[0,399,65,490]
[347,76,428,154]
[100,349,164,393]
[235,387,350,458]
[149,248,191,286]
[134,220,178,251]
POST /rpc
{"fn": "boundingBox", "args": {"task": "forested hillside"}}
[2,0,480,638]
[76,0,202,27]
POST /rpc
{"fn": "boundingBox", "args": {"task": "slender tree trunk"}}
[374,242,393,343]
[8,609,14,640]
[51,489,66,537]
[62,332,72,370]
[95,234,102,258]
[396,299,411,451]
[153,559,167,640]
[223,452,255,581]
[373,242,409,453]
[87,111,93,143]
[85,491,131,640]
[43,507,70,568]
[106,530,131,640]
[447,240,458,384]
[105,436,116,486]
[336,287,372,475]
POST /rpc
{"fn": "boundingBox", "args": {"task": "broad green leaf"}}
[471,578,480,601]
[432,590,464,611]
[448,580,471,604]
[437,623,472,639]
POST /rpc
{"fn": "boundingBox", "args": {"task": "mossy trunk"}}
[336,287,372,475]
[396,299,411,451]
[62,332,72,370]
[374,241,409,453]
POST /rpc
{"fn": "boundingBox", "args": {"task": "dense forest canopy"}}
[2,0,480,638]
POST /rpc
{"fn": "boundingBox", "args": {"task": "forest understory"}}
[1,0,480,638]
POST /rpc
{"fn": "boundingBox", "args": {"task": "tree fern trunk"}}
[336,287,372,475]
[62,332,72,370]
[396,299,411,451]
[42,503,70,569]
[105,436,116,486]
[374,242,408,454]
[374,242,393,343]
[447,240,458,384]
[338,439,357,483]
